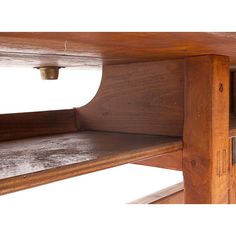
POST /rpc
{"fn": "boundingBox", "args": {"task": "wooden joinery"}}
[183,55,230,204]
[1,33,236,203]
[0,59,185,195]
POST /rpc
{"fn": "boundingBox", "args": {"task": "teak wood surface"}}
[0,33,236,68]
[0,131,182,195]
[79,60,184,137]
[231,72,236,113]
[183,55,230,204]
[130,182,184,204]
[230,116,236,137]
[229,138,236,203]
[134,150,183,171]
[153,189,184,204]
[0,109,79,142]
[1,32,236,203]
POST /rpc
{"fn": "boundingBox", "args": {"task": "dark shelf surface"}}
[0,131,182,180]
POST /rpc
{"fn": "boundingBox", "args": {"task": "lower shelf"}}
[130,182,184,204]
[0,131,182,195]
[0,164,183,204]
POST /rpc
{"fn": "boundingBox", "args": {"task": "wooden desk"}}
[0,32,235,203]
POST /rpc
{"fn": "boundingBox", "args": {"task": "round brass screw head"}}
[38,66,60,80]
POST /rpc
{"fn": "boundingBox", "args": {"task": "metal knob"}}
[37,66,60,80]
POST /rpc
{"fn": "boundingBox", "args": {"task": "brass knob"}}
[37,66,60,80]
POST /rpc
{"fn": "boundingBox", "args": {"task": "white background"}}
[0,1,236,235]
[0,67,102,113]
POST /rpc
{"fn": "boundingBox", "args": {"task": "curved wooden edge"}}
[78,59,184,137]
[129,182,184,204]
[133,150,183,171]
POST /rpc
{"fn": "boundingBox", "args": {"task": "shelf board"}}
[129,182,184,204]
[0,131,182,195]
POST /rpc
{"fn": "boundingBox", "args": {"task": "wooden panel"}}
[232,72,236,114]
[183,55,230,204]
[130,182,184,204]
[153,190,184,204]
[230,115,236,137]
[0,131,182,195]
[79,60,184,136]
[229,138,236,203]
[134,150,182,171]
[230,72,234,113]
[0,33,236,68]
[0,109,78,141]
[0,52,102,69]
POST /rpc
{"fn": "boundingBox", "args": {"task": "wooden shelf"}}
[130,182,184,204]
[0,131,182,195]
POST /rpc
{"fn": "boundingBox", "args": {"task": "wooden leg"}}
[229,139,235,203]
[183,55,230,204]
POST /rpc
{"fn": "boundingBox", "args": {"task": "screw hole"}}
[219,83,223,92]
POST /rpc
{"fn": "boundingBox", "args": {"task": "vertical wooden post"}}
[231,72,236,114]
[183,55,230,204]
[229,138,236,203]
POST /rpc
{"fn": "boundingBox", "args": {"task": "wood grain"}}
[79,60,184,137]
[134,150,182,171]
[129,182,184,204]
[229,115,236,137]
[0,131,182,195]
[230,72,234,113]
[153,190,184,204]
[0,33,236,68]
[0,109,78,141]
[183,55,230,204]
[229,138,236,203]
